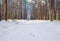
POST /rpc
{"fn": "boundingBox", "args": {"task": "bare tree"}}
[0,4,1,20]
[4,0,7,20]
[56,0,59,20]
[17,0,22,19]
[50,0,54,21]
[11,0,15,19]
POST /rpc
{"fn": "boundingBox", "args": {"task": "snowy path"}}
[0,20,60,41]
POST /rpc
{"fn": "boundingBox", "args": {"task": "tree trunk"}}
[0,4,1,21]
[11,0,15,19]
[4,0,7,20]
[17,0,22,19]
[56,10,59,20]
[51,0,54,21]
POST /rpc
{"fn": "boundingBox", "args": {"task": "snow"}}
[0,20,60,41]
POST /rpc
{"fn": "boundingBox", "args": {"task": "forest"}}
[0,0,60,20]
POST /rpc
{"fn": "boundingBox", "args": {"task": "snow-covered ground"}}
[0,20,60,41]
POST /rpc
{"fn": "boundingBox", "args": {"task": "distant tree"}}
[11,0,15,19]
[0,4,1,20]
[17,0,22,19]
[4,0,7,20]
[48,0,54,21]
[50,0,54,21]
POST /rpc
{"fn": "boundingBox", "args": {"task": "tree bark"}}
[4,0,7,20]
[50,0,54,21]
[0,4,1,21]
[17,0,22,19]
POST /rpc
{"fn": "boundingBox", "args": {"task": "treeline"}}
[0,0,60,20]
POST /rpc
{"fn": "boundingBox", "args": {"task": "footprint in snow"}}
[29,33,36,38]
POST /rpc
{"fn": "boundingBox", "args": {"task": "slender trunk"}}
[54,0,56,20]
[48,0,51,20]
[17,0,22,19]
[0,4,1,20]
[11,0,14,19]
[17,0,20,19]
[51,0,54,21]
[4,0,7,20]
[56,10,59,20]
